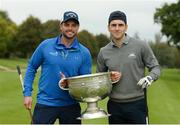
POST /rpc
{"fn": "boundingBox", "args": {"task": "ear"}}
[108,24,110,32]
[77,24,80,30]
[125,24,128,32]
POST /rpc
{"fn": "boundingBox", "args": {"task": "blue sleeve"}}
[23,42,44,96]
[79,49,92,75]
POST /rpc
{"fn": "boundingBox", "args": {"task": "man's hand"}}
[59,72,68,89]
[24,96,32,109]
[137,76,153,89]
[110,71,122,84]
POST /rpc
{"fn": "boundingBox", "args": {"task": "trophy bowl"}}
[59,72,113,119]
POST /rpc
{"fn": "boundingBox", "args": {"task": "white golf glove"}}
[137,76,153,89]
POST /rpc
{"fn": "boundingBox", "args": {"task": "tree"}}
[0,10,17,58]
[15,15,43,58]
[78,30,98,59]
[174,49,180,68]
[150,42,176,68]
[0,10,13,23]
[41,20,60,39]
[155,32,163,44]
[154,1,180,48]
[95,33,110,50]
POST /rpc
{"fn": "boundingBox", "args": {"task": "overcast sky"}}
[0,0,177,41]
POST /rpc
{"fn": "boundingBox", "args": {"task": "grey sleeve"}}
[96,49,108,73]
[142,42,161,81]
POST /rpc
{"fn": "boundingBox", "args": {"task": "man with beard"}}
[23,11,92,124]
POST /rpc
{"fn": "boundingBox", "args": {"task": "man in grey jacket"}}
[97,10,161,124]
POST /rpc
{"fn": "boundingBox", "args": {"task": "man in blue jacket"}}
[23,11,92,124]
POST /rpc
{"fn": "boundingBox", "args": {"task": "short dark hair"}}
[108,11,127,24]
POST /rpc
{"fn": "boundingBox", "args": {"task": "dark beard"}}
[62,32,76,40]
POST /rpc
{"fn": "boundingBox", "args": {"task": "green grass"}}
[0,59,180,124]
[0,71,39,123]
[0,58,28,69]
[148,68,180,123]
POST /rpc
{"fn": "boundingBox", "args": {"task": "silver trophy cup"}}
[59,72,113,119]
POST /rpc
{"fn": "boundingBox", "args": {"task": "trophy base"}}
[78,109,110,119]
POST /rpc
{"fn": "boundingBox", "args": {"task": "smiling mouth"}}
[66,31,74,35]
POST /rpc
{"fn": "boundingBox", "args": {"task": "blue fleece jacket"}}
[24,36,92,106]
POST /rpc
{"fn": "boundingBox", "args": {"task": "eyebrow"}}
[111,23,124,26]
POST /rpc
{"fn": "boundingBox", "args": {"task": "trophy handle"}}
[58,78,69,90]
[111,79,119,84]
[109,71,120,84]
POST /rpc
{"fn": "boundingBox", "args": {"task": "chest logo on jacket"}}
[128,53,136,59]
[49,51,58,56]
[49,51,68,59]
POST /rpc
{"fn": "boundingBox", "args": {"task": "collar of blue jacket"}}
[55,35,79,50]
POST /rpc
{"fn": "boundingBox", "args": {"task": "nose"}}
[115,25,119,30]
[67,25,73,30]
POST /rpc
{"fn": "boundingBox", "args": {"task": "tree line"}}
[0,10,110,60]
[0,0,180,68]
